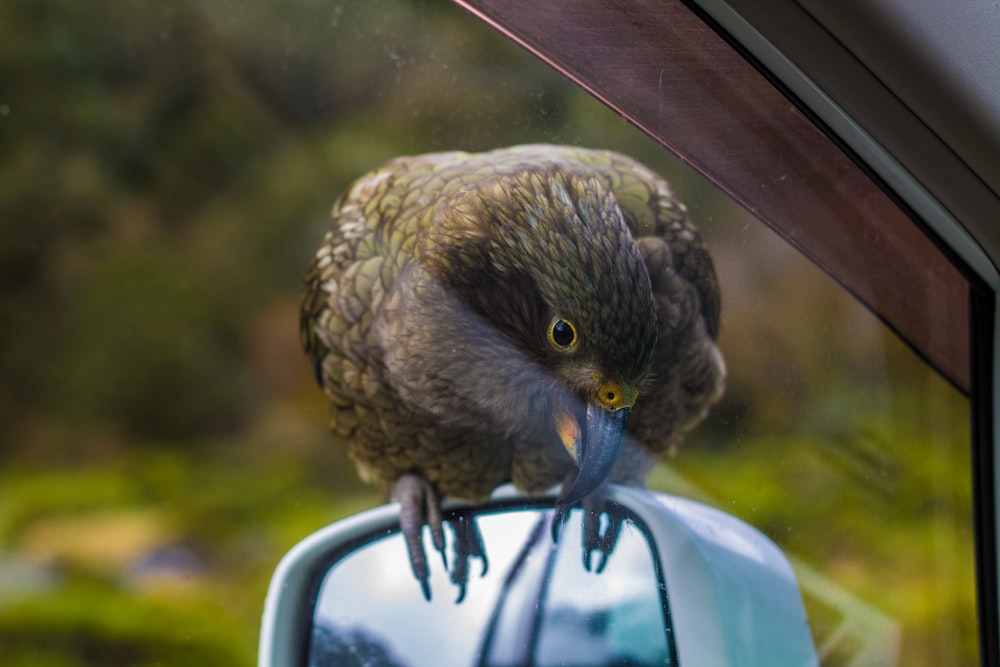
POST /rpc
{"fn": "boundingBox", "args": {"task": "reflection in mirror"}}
[309,506,673,667]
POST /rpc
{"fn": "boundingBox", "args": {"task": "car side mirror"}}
[259,486,818,666]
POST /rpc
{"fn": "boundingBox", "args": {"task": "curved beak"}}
[555,403,630,507]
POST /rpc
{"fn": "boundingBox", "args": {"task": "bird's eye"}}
[548,318,578,350]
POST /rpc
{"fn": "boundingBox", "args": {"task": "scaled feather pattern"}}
[301,144,725,595]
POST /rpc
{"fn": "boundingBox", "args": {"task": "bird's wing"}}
[301,257,329,387]
[572,147,725,460]
[301,162,404,391]
[591,149,721,340]
[301,151,471,393]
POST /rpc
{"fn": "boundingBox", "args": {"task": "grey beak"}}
[556,404,629,506]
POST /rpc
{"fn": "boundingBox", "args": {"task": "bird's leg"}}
[391,473,447,601]
[447,513,488,604]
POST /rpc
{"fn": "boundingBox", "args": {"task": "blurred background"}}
[0,0,976,664]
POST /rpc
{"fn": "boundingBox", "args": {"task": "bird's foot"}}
[392,473,445,601]
[390,473,487,602]
[579,492,624,573]
[447,512,488,603]
[553,480,624,574]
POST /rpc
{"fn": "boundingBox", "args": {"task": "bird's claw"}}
[392,474,446,601]
[392,474,488,602]
[581,498,623,573]
[551,501,573,542]
[448,513,488,603]
[553,479,624,573]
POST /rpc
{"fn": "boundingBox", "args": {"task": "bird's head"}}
[397,164,657,505]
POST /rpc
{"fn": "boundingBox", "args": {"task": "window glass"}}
[667,215,975,665]
[0,1,976,666]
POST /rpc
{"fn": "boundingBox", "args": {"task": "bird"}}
[301,144,725,600]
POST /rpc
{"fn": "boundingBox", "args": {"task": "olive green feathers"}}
[301,144,724,502]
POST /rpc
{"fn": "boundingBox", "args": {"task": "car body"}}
[259,486,819,666]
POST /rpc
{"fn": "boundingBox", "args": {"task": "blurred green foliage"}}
[0,0,977,665]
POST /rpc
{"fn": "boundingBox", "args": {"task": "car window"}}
[454,2,979,663]
[674,218,975,665]
[0,1,978,666]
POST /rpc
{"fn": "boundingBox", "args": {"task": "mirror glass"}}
[309,506,673,667]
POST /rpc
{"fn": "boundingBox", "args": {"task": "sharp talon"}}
[595,550,610,574]
[446,512,488,603]
[582,505,601,572]
[419,577,431,602]
[401,524,430,594]
[552,503,572,542]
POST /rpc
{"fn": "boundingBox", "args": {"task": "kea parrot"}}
[301,144,725,600]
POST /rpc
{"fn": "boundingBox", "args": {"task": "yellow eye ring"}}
[547,318,578,350]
